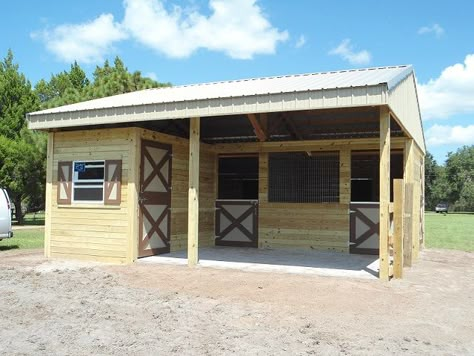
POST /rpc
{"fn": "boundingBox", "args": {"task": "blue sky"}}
[1,0,473,164]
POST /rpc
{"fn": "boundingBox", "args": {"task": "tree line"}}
[0,50,169,224]
[0,49,472,223]
[425,147,474,212]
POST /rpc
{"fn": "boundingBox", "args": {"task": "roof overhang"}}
[27,84,389,130]
[26,65,424,152]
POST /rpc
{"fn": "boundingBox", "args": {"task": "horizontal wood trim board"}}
[213,137,407,153]
[50,241,127,250]
[51,230,127,240]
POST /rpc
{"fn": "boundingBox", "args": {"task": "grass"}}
[0,228,44,251]
[425,212,474,252]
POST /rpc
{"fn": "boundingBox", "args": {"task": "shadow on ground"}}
[0,245,19,251]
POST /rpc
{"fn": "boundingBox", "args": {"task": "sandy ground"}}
[0,249,473,355]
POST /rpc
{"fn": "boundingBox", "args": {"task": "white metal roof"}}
[26,64,424,152]
[29,65,411,116]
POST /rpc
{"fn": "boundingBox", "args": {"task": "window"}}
[268,152,339,203]
[73,161,105,202]
[57,160,122,206]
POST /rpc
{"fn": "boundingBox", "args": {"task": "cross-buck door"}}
[138,140,172,258]
[349,203,380,255]
[215,200,258,247]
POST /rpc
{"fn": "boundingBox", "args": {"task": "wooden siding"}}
[47,127,217,263]
[139,129,216,252]
[49,128,132,263]
[255,146,350,253]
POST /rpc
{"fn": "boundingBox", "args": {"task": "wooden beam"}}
[259,113,268,137]
[420,156,426,250]
[339,149,351,204]
[187,117,200,266]
[379,106,390,281]
[281,114,313,156]
[393,179,404,278]
[247,114,267,142]
[212,137,407,154]
[44,132,54,258]
[127,128,141,263]
[403,139,414,267]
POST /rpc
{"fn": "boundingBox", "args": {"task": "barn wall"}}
[49,128,132,263]
[46,127,216,264]
[257,149,350,252]
[139,129,216,252]
[216,138,407,253]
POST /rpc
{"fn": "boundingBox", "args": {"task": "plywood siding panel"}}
[49,128,131,263]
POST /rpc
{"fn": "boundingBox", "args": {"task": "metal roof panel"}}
[29,65,412,116]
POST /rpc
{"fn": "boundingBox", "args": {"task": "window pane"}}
[268,152,339,203]
[74,188,103,201]
[78,167,104,180]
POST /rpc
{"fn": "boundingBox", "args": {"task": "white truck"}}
[0,188,13,240]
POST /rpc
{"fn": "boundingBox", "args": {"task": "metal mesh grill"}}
[268,152,339,203]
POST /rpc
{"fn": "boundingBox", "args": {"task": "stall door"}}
[349,203,379,255]
[138,140,172,257]
[215,200,258,247]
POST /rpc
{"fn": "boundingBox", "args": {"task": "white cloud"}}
[418,54,474,120]
[426,124,474,146]
[329,39,371,66]
[33,0,288,62]
[295,35,306,48]
[418,23,445,38]
[31,14,127,63]
[122,0,289,59]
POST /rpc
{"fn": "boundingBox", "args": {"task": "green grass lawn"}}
[425,212,474,252]
[0,229,44,251]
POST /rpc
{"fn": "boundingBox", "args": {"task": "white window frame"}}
[72,160,105,204]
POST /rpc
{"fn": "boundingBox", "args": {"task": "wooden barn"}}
[27,65,425,280]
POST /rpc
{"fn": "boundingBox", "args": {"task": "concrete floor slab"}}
[138,247,379,279]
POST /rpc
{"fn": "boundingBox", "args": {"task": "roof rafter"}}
[246,114,267,142]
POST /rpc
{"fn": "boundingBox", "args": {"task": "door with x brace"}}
[138,140,172,257]
[349,202,380,255]
[215,200,258,247]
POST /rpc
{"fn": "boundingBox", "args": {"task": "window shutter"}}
[104,160,122,205]
[57,161,72,205]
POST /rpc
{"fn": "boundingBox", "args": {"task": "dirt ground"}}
[0,249,473,355]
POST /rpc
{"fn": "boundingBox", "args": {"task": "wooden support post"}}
[339,149,351,204]
[44,132,54,258]
[247,114,267,142]
[420,156,426,250]
[413,181,420,260]
[127,128,140,263]
[393,179,404,278]
[403,139,414,267]
[187,117,200,266]
[379,106,390,281]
